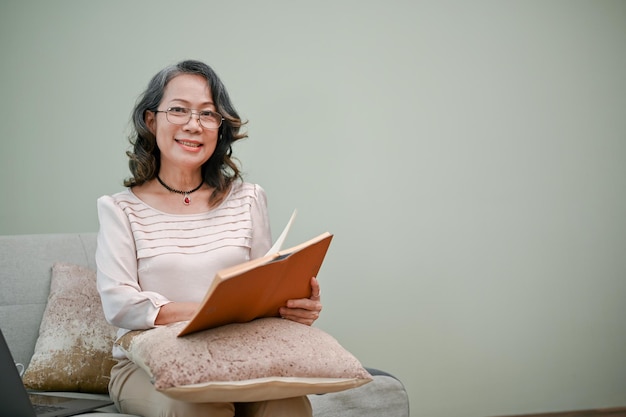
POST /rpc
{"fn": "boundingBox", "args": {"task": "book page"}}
[265,209,297,255]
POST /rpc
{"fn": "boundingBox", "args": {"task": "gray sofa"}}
[0,233,409,416]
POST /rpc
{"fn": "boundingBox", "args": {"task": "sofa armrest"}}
[309,367,409,417]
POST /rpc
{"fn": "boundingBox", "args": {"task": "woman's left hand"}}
[279,276,322,326]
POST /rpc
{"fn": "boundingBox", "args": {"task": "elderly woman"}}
[96,59,322,417]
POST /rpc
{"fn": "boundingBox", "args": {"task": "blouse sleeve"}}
[250,184,272,259]
[95,195,171,330]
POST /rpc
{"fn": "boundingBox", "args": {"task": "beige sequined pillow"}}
[116,318,372,403]
[22,262,117,394]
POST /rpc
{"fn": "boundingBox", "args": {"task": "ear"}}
[145,110,156,135]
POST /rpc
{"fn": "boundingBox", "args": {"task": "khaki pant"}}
[109,359,313,417]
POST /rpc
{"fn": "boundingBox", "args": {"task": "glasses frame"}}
[154,107,224,129]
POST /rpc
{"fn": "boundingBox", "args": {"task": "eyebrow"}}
[168,99,216,108]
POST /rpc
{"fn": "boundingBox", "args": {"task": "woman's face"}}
[146,74,219,172]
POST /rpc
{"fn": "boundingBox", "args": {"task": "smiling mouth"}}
[176,139,201,148]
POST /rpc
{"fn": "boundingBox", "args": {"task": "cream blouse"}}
[95,182,272,357]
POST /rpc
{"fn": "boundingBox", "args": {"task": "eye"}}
[199,110,215,118]
[168,107,189,114]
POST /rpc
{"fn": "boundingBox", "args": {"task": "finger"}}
[287,297,321,311]
[284,315,315,326]
[310,276,321,299]
[280,307,320,325]
[281,301,321,317]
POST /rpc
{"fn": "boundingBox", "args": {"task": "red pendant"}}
[184,195,190,205]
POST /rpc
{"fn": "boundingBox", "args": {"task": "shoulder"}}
[97,188,134,203]
[97,188,137,205]
[218,181,269,219]
[228,181,267,203]
[97,189,146,215]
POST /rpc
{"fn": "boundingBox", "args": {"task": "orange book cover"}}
[178,232,333,336]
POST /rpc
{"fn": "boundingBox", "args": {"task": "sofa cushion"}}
[22,262,117,394]
[0,233,98,367]
[116,318,372,403]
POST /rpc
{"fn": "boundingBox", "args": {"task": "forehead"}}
[162,74,213,103]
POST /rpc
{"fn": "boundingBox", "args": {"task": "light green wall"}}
[1,1,625,416]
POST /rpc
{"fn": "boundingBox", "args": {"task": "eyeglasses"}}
[154,106,224,129]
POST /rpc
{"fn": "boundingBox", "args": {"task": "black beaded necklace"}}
[156,175,204,206]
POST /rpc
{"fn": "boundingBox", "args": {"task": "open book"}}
[178,212,333,336]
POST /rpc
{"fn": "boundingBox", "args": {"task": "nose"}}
[184,112,203,131]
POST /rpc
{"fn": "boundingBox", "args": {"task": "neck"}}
[156,173,204,206]
[157,169,203,191]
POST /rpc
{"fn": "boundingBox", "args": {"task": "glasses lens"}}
[199,111,222,129]
[166,107,191,124]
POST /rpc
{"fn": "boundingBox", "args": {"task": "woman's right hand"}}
[155,302,200,325]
